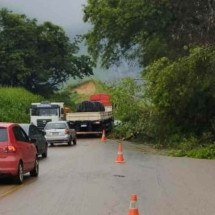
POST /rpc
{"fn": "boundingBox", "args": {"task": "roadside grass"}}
[110,129,215,159]
[168,145,215,159]
[129,139,215,159]
[166,134,215,159]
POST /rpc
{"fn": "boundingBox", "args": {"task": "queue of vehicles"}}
[29,93,114,135]
[0,121,77,184]
[0,93,113,184]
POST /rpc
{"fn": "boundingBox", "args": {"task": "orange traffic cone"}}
[101,129,107,142]
[128,194,139,215]
[115,142,125,163]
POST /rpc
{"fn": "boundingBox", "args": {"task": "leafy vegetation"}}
[109,78,145,139]
[143,46,215,142]
[0,8,93,97]
[83,0,215,67]
[108,47,215,158]
[83,0,215,158]
[0,87,42,123]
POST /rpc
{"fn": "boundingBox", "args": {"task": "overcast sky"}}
[0,0,140,82]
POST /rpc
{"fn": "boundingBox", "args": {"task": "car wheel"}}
[73,138,77,145]
[50,143,54,147]
[68,139,72,146]
[42,145,48,158]
[30,158,39,177]
[15,162,24,184]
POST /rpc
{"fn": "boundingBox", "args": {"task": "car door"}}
[29,125,40,154]
[30,125,46,154]
[37,129,47,153]
[13,126,36,171]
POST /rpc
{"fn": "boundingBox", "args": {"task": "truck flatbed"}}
[66,111,112,121]
[66,111,113,134]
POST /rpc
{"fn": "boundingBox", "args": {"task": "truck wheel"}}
[15,162,24,184]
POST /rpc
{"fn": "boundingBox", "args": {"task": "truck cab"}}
[30,102,64,130]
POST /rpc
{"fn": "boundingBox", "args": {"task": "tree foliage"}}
[109,78,147,139]
[0,9,93,96]
[83,0,215,67]
[83,0,215,154]
[143,46,215,141]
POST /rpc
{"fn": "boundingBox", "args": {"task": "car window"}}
[45,123,67,130]
[0,128,8,142]
[13,126,29,142]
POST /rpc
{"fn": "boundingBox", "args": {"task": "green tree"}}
[0,9,93,96]
[83,0,215,67]
[143,46,215,142]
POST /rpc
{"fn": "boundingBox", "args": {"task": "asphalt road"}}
[0,138,215,215]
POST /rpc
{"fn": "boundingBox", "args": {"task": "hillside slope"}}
[68,80,109,104]
[74,80,96,96]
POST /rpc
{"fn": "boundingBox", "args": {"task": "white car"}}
[44,121,77,146]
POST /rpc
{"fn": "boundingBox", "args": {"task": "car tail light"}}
[4,146,16,153]
[65,129,70,134]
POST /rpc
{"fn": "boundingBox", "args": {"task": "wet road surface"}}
[0,138,215,215]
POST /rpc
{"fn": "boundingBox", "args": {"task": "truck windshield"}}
[31,108,58,116]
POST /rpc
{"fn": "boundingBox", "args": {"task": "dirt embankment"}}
[74,81,96,96]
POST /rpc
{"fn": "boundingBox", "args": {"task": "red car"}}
[0,123,39,184]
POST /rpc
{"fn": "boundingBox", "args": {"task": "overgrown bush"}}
[108,47,215,159]
[143,46,215,144]
[109,78,147,139]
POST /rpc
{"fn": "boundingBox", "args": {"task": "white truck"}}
[66,94,114,135]
[30,101,65,130]
[66,111,113,135]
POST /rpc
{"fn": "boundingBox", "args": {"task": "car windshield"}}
[45,123,67,130]
[0,128,8,142]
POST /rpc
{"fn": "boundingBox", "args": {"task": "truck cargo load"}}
[76,101,105,112]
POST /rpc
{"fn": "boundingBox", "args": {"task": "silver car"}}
[44,121,77,146]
